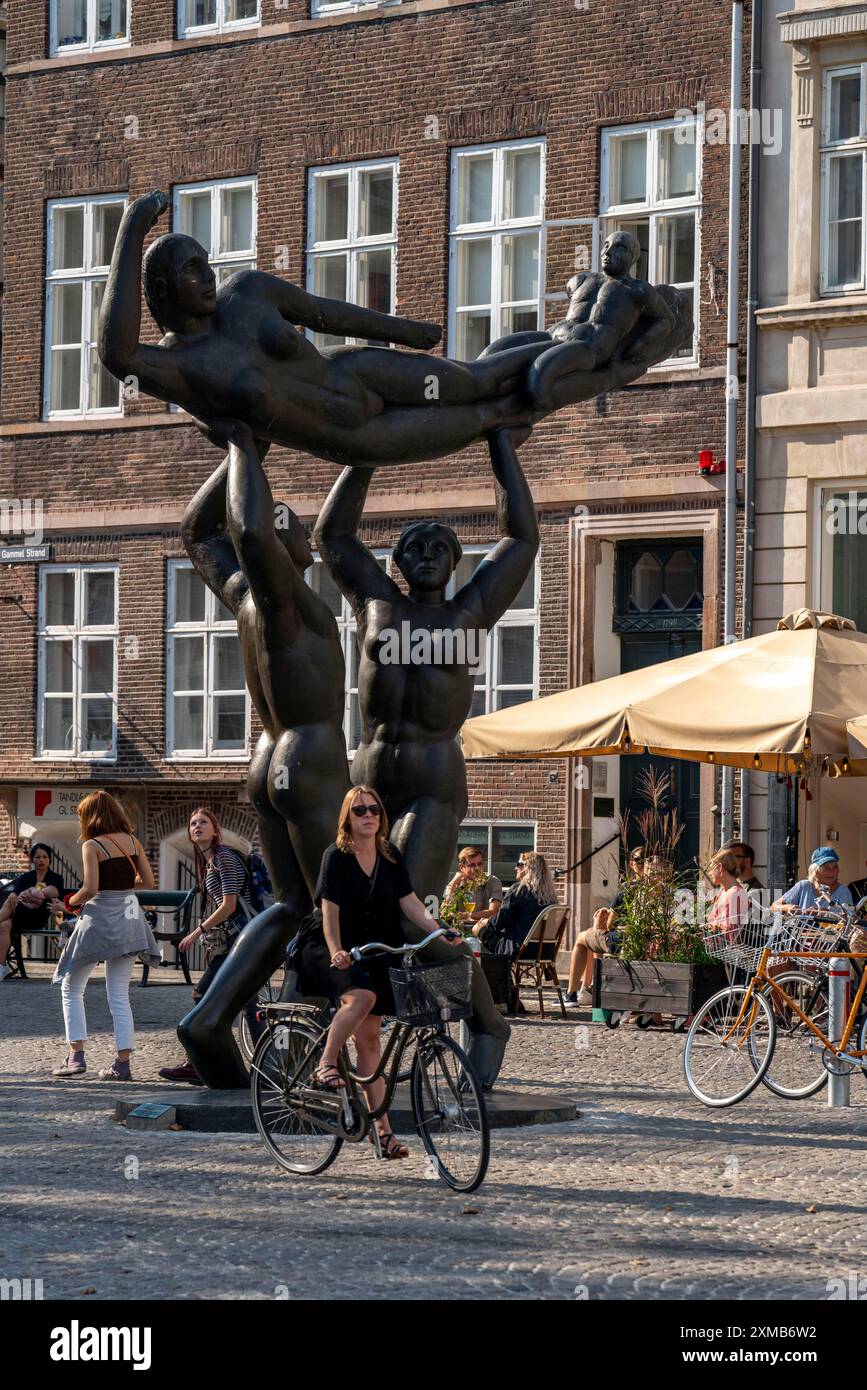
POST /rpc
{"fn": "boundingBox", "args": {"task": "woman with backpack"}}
[52,791,158,1079]
[159,807,260,1085]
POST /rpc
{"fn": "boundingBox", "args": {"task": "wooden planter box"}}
[593,957,726,1016]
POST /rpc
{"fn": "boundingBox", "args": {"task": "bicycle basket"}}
[389,956,474,1026]
[701,915,817,972]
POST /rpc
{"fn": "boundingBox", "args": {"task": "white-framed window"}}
[454,820,537,889]
[37,566,118,760]
[449,140,545,360]
[179,0,258,37]
[815,480,867,634]
[599,117,701,364]
[820,66,867,293]
[313,0,399,14]
[51,0,130,55]
[174,178,257,286]
[166,561,250,759]
[44,195,126,419]
[306,159,398,348]
[447,547,540,716]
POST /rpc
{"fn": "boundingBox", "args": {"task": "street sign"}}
[1,543,50,562]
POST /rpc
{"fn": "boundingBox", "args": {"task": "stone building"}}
[754,0,867,891]
[0,0,747,939]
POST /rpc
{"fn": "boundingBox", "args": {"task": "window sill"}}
[32,754,117,764]
[756,296,867,330]
[164,754,250,763]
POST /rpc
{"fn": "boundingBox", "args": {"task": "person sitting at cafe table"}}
[564,846,646,1008]
[442,846,503,928]
[769,846,852,914]
[476,852,557,958]
[0,843,64,982]
[723,838,764,892]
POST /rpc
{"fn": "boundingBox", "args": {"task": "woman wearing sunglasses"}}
[295,784,458,1159]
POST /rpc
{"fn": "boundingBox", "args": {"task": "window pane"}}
[179,191,213,256]
[612,134,647,204]
[452,552,485,592]
[82,698,114,751]
[98,0,128,42]
[227,0,258,18]
[220,185,253,256]
[501,232,539,303]
[213,695,246,748]
[665,549,700,609]
[50,349,82,413]
[173,636,204,691]
[45,572,76,626]
[315,175,349,243]
[44,698,74,751]
[216,260,253,287]
[658,129,696,199]
[53,205,85,269]
[51,282,83,346]
[490,824,535,887]
[458,155,494,224]
[470,687,486,719]
[829,155,863,285]
[173,567,206,624]
[82,640,114,693]
[92,201,124,266]
[457,238,492,308]
[185,0,217,25]
[312,253,347,301]
[348,692,362,753]
[830,73,861,142]
[84,570,115,626]
[501,307,539,335]
[503,147,541,221]
[355,248,392,316]
[495,687,532,711]
[656,214,695,285]
[214,596,234,623]
[57,0,87,47]
[213,634,244,691]
[174,695,204,749]
[497,625,534,685]
[358,168,393,238]
[89,283,120,410]
[832,492,867,633]
[45,640,74,693]
[308,560,343,617]
[455,311,491,360]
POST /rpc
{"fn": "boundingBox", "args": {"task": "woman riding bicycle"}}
[295,785,460,1160]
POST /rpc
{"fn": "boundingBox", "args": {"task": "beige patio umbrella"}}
[847,715,867,772]
[461,609,867,776]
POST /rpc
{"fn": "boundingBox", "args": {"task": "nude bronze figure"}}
[314,428,539,1083]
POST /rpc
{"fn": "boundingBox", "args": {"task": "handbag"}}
[286,853,382,966]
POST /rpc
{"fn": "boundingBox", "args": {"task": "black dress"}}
[8,868,65,932]
[296,843,414,1015]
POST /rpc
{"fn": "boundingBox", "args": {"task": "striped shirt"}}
[202,845,254,954]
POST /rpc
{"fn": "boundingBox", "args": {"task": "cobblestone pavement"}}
[2,964,867,1300]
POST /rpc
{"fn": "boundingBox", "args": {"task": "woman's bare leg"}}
[319,987,376,1070]
[568,942,589,994]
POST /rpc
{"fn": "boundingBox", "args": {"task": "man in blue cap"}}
[770,846,853,914]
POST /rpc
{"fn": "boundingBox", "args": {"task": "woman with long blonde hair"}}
[476,850,557,959]
[294,785,460,1160]
[52,791,157,1080]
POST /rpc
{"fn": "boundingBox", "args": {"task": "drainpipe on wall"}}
[739,0,763,847]
[721,0,745,844]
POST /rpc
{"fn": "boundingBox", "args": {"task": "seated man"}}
[443,846,503,931]
[723,838,764,892]
[0,843,64,981]
[564,847,645,1008]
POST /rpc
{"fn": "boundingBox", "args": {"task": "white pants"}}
[61,955,137,1051]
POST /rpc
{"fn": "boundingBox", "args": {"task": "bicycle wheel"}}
[250,1020,343,1175]
[684,985,775,1107]
[237,967,286,1062]
[754,970,829,1099]
[410,1033,490,1192]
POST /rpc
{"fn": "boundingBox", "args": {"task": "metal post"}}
[721,0,745,845]
[827,956,851,1108]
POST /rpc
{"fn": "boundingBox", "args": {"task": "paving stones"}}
[2,965,867,1299]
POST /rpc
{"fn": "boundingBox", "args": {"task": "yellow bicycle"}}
[684,906,867,1107]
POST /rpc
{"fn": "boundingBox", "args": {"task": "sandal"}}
[312,1065,345,1091]
[370,1130,409,1160]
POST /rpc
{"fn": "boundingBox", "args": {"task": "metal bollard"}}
[828,956,851,1108]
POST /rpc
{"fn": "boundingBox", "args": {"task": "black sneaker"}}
[564,991,580,1009]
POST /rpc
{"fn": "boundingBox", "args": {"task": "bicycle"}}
[249,927,490,1191]
[236,965,286,1062]
[683,903,867,1107]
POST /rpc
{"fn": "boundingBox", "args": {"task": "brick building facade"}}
[0,0,747,933]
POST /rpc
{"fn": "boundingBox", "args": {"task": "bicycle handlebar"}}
[350,926,456,963]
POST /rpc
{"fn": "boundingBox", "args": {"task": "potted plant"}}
[593,769,726,1026]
